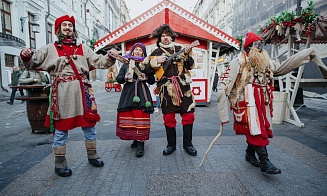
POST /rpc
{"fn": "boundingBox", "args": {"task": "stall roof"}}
[94,0,240,52]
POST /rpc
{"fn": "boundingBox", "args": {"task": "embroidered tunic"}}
[21,43,115,130]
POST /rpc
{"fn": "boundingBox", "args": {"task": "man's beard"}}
[59,31,76,42]
[248,47,271,72]
[62,31,74,38]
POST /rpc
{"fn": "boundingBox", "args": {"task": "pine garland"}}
[258,0,326,44]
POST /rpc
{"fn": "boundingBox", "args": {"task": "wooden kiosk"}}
[94,0,240,105]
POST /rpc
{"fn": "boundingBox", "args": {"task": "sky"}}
[124,0,199,19]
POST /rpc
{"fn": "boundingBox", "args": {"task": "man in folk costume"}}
[217,31,327,174]
[144,24,197,156]
[116,43,155,157]
[20,15,117,177]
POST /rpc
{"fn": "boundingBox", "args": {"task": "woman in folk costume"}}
[20,15,117,177]
[217,32,327,174]
[143,24,197,156]
[116,43,155,157]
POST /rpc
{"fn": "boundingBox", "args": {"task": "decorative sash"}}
[68,60,100,122]
[51,75,81,120]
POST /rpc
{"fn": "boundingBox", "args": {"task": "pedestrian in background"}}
[19,70,49,85]
[20,15,117,177]
[116,43,155,157]
[212,71,218,92]
[7,66,25,105]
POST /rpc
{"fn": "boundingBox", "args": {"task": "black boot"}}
[255,146,281,174]
[55,156,72,177]
[183,124,197,156]
[163,126,176,155]
[53,145,72,177]
[245,144,260,167]
[85,140,104,167]
[131,140,138,148]
[135,142,145,157]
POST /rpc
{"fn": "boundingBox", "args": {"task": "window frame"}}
[1,0,12,35]
[28,14,36,49]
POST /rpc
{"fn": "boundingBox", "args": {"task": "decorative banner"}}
[191,78,208,103]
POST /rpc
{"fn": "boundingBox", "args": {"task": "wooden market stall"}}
[94,0,240,105]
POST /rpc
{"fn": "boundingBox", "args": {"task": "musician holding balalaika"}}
[144,24,199,156]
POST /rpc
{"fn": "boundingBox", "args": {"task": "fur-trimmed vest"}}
[228,53,252,108]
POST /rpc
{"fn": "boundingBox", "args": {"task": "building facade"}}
[193,0,235,76]
[193,0,234,36]
[192,0,327,77]
[232,0,327,37]
[0,0,130,94]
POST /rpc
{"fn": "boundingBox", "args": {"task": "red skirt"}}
[116,109,150,141]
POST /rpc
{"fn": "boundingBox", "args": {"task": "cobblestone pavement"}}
[0,82,326,195]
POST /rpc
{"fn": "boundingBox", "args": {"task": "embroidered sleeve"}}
[85,45,115,69]
[216,55,242,123]
[23,45,52,71]
[218,57,241,96]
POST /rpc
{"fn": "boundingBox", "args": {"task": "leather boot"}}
[85,140,104,167]
[53,145,72,177]
[255,146,281,174]
[131,140,138,148]
[245,144,260,167]
[183,124,197,156]
[135,142,145,157]
[163,126,176,155]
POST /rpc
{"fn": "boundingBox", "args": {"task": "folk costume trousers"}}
[163,112,194,128]
[53,126,97,146]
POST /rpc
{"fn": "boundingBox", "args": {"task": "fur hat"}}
[243,31,262,49]
[55,15,75,33]
[149,24,178,39]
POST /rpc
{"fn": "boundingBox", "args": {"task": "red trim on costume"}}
[116,110,150,141]
[253,84,270,133]
[54,43,84,57]
[45,115,96,130]
[20,52,32,62]
[246,133,270,147]
[221,66,231,81]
